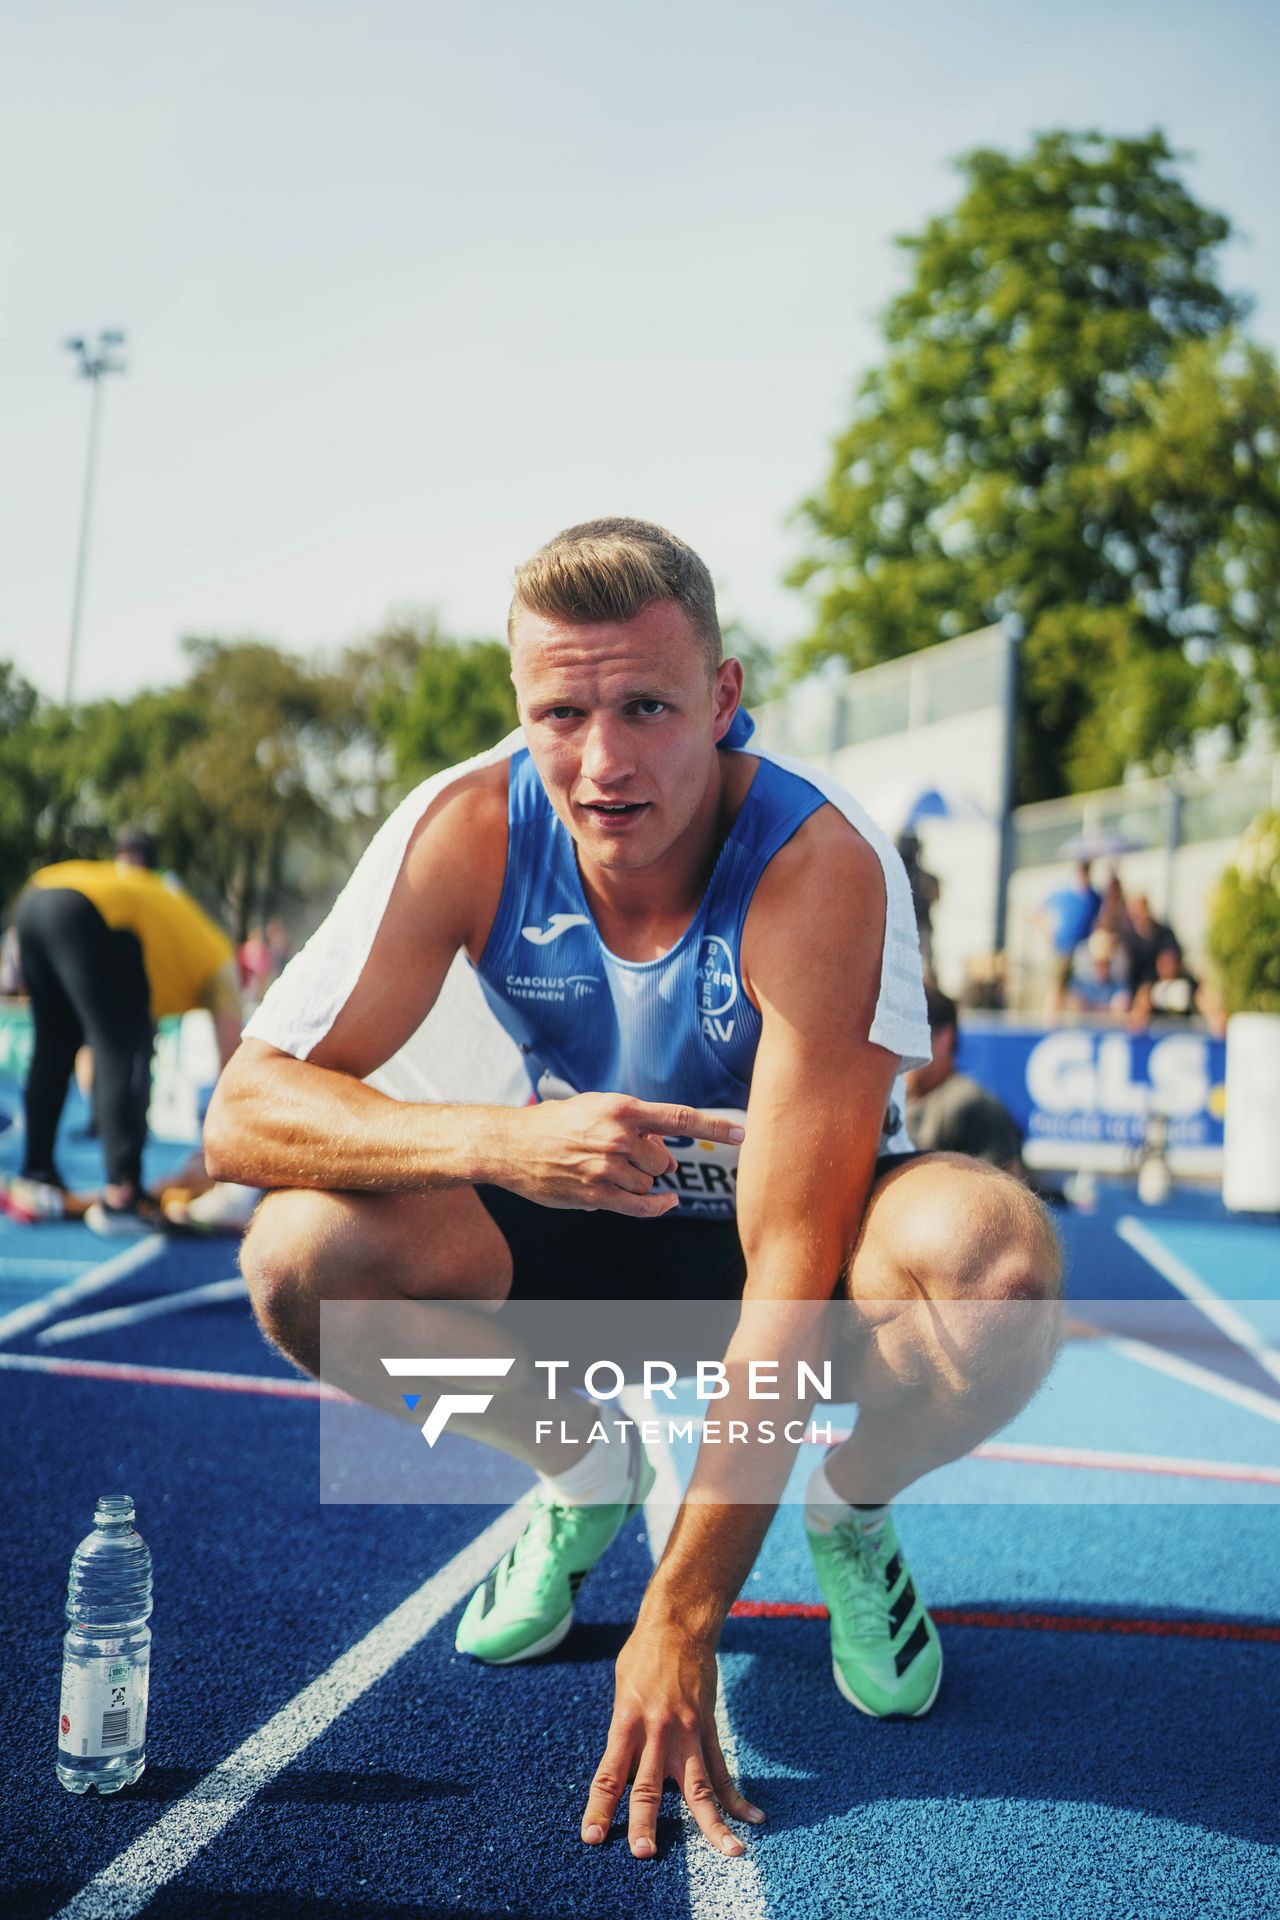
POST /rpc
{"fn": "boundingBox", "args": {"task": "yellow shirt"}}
[29,862,234,1020]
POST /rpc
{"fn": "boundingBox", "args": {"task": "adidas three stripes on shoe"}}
[455,1426,655,1664]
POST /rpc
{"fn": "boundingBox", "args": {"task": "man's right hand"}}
[495,1095,745,1217]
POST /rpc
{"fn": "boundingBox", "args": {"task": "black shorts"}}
[474,1151,922,1302]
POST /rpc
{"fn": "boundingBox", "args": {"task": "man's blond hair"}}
[509,518,722,673]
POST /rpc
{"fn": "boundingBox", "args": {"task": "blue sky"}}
[2,0,1277,702]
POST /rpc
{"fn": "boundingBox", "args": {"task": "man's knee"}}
[239,1184,512,1358]
[845,1157,1062,1411]
[857,1156,1060,1305]
[954,1170,1060,1305]
[239,1190,335,1355]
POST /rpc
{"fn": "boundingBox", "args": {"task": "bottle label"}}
[58,1654,149,1758]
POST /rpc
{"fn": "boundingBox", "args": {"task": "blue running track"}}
[1,1089,1277,1919]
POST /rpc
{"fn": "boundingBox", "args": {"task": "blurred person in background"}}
[906,987,1068,1207]
[905,986,1026,1178]
[1094,868,1128,937]
[238,926,275,1007]
[1130,939,1205,1026]
[895,829,940,983]
[1038,860,1102,1015]
[0,924,21,998]
[1120,893,1174,1001]
[5,827,244,1237]
[238,916,294,1009]
[1066,929,1130,1017]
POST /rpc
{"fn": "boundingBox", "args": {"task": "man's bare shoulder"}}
[367,756,511,966]
[754,802,885,926]
[402,758,510,879]
[742,803,886,1014]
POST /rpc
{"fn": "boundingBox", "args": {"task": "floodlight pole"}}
[62,330,126,706]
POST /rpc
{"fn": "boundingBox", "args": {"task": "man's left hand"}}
[580,1617,764,1859]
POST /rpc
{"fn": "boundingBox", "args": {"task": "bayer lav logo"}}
[696,934,737,1043]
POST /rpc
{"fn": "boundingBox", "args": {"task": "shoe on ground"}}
[806,1508,943,1717]
[162,1180,259,1234]
[455,1427,656,1664]
[2,1175,70,1223]
[83,1193,170,1240]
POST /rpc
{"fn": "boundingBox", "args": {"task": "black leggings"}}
[15,888,154,1190]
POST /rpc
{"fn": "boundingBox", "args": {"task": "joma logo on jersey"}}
[521,913,590,945]
[696,934,738,1043]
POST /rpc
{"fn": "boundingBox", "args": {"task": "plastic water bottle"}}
[56,1496,152,1795]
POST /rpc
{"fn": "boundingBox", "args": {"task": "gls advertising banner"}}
[957,1021,1226,1173]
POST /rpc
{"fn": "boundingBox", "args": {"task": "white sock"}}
[804,1460,888,1535]
[540,1404,632,1506]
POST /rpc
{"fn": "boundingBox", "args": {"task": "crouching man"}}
[207,517,1061,1861]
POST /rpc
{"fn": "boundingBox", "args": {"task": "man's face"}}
[510,601,743,874]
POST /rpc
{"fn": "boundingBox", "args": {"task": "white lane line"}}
[620,1387,770,1919]
[1116,1215,1280,1387]
[52,1502,528,1920]
[1110,1333,1280,1427]
[0,1236,168,1344]
[622,1384,683,1565]
[0,1258,93,1280]
[0,1349,345,1399]
[38,1277,248,1345]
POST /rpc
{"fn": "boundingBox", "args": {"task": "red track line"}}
[728,1599,1280,1643]
[812,1429,1280,1488]
[6,1360,1279,1487]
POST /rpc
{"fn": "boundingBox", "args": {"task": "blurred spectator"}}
[7,827,243,1237]
[959,950,1007,1013]
[1094,868,1129,937]
[238,926,274,1005]
[905,987,1025,1176]
[1120,893,1173,998]
[238,916,293,1008]
[1130,940,1204,1025]
[1038,861,1102,1014]
[0,924,22,997]
[265,914,292,980]
[1066,929,1129,1017]
[896,830,940,982]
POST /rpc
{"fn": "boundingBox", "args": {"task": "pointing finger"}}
[624,1102,746,1147]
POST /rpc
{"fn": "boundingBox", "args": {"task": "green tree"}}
[137,639,363,937]
[790,130,1280,799]
[0,661,41,910]
[19,642,368,939]
[351,616,517,787]
[722,621,784,709]
[1207,811,1280,1014]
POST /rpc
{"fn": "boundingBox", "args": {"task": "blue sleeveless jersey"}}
[473,741,825,1215]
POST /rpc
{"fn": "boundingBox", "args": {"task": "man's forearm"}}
[637,1332,823,1642]
[639,1498,778,1644]
[203,1051,513,1193]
